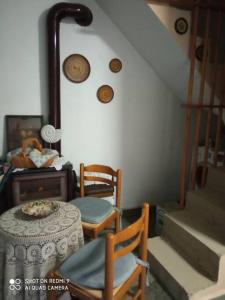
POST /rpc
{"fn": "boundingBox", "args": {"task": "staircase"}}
[148,167,225,300]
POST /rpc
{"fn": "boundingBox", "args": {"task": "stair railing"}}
[180,3,225,207]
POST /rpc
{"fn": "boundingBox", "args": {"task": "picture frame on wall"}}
[5,115,43,152]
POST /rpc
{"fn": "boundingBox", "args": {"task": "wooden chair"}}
[80,163,116,198]
[47,203,149,300]
[71,163,122,238]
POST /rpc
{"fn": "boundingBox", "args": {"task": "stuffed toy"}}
[11,138,57,168]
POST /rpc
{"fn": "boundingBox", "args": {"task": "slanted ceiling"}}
[96,0,189,102]
[146,0,225,11]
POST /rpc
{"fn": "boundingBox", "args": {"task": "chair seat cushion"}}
[85,184,114,195]
[70,197,114,224]
[59,237,137,289]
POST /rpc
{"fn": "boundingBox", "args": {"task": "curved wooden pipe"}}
[47,3,93,153]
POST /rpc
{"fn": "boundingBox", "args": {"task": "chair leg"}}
[71,295,80,299]
[115,213,120,233]
[138,268,146,300]
[93,229,98,239]
[47,289,58,300]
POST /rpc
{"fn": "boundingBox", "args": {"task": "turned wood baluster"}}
[180,5,199,207]
[191,8,211,190]
[201,11,222,187]
[214,11,225,168]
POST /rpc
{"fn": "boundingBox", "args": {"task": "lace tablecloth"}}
[0,201,84,300]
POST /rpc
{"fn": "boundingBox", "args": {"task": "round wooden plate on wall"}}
[97,85,114,103]
[63,54,90,83]
[109,58,122,73]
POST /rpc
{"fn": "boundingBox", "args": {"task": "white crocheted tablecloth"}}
[0,201,84,300]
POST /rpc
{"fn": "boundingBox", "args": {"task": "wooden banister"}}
[180,5,225,206]
[180,5,199,207]
[191,8,211,190]
[201,11,222,187]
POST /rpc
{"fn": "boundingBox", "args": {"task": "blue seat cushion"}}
[59,237,137,289]
[70,197,114,224]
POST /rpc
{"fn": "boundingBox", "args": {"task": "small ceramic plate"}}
[63,54,90,83]
[97,85,114,103]
[195,45,204,61]
[22,200,59,218]
[174,17,188,35]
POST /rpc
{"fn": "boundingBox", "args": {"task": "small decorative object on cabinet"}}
[5,163,77,209]
[41,124,61,147]
[63,54,90,83]
[97,85,114,103]
[174,17,188,35]
[109,58,122,73]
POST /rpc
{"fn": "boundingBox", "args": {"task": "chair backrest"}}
[80,163,122,207]
[104,203,149,299]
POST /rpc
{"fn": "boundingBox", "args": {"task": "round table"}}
[0,201,84,300]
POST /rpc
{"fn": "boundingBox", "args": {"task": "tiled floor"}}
[144,274,172,300]
[64,278,173,300]
[123,273,172,300]
[66,211,173,300]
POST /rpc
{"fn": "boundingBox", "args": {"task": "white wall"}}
[0,0,184,208]
[0,0,55,156]
[96,0,190,102]
[149,4,191,55]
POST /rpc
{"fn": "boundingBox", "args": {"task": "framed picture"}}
[5,115,43,152]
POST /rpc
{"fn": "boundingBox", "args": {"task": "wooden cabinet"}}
[5,164,77,209]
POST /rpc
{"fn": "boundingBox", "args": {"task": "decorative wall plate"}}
[109,58,122,73]
[195,45,204,61]
[97,85,114,103]
[174,17,188,35]
[63,54,90,83]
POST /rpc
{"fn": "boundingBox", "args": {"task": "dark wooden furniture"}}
[3,164,76,210]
